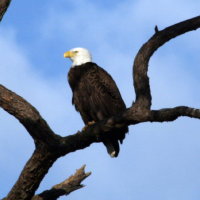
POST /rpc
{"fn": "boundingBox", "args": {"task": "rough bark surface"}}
[32,165,91,200]
[1,2,200,200]
[4,148,57,200]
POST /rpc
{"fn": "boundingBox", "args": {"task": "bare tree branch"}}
[4,148,57,200]
[133,15,200,109]
[32,165,91,200]
[0,0,11,21]
[150,106,200,122]
[1,15,200,200]
[0,84,60,146]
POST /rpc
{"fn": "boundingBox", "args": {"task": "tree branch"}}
[150,106,200,122]
[0,0,11,21]
[1,16,200,200]
[0,84,60,146]
[4,148,57,200]
[32,165,91,200]
[133,15,200,109]
[58,105,200,155]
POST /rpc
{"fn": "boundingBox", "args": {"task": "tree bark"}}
[0,3,200,199]
[4,148,57,200]
[133,16,200,109]
[32,165,91,200]
[0,0,11,21]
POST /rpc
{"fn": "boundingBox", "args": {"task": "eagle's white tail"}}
[103,140,119,157]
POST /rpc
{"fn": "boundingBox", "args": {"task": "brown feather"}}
[68,62,128,157]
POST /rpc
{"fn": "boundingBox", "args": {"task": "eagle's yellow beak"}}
[64,51,75,58]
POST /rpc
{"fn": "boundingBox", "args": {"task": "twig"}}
[32,165,91,200]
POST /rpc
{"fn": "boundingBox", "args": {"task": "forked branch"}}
[32,165,91,200]
[0,84,60,146]
[133,15,200,109]
[1,8,200,200]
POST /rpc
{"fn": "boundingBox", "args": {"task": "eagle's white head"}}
[64,47,92,67]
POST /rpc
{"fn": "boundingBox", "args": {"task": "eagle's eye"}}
[74,50,78,54]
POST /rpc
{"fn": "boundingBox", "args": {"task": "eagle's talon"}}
[88,121,95,126]
[82,121,96,131]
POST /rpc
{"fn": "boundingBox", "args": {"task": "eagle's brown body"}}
[68,62,128,157]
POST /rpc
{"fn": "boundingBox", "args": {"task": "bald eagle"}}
[64,47,128,157]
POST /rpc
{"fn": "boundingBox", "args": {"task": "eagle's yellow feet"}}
[82,121,96,131]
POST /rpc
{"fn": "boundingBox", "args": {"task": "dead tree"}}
[1,1,200,199]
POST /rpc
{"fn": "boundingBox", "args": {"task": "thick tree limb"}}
[32,165,91,200]
[59,105,200,155]
[4,148,57,200]
[0,85,60,146]
[0,0,11,21]
[133,15,200,109]
[1,16,200,200]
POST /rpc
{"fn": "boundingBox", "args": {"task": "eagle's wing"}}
[86,64,128,146]
[69,63,128,156]
[89,64,126,119]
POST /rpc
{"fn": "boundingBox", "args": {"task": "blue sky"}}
[0,0,200,199]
